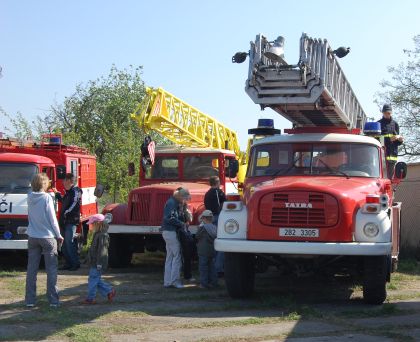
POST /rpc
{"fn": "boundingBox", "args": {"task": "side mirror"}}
[56,165,66,179]
[128,162,135,176]
[94,184,104,198]
[227,159,239,178]
[394,162,407,180]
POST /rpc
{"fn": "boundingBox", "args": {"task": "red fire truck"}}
[103,88,242,267]
[0,135,99,251]
[216,33,407,304]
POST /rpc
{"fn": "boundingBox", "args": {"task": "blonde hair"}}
[92,221,108,233]
[31,173,50,192]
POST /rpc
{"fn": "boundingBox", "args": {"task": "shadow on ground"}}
[1,253,420,341]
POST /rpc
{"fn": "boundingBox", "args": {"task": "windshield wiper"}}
[270,155,302,178]
[315,158,349,179]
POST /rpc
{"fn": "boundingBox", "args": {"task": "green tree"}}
[1,66,166,201]
[0,108,50,140]
[377,35,420,159]
[48,65,164,202]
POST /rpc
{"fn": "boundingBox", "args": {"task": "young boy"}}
[195,210,218,289]
[82,214,116,304]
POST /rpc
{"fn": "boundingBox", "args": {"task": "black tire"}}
[108,235,132,268]
[363,255,388,305]
[224,252,255,298]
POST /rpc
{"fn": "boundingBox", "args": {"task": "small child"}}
[196,210,218,289]
[82,214,116,304]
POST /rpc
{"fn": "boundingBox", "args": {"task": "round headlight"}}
[363,222,379,237]
[224,219,239,234]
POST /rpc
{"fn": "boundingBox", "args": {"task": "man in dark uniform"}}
[377,104,404,179]
[55,173,82,271]
[204,176,226,276]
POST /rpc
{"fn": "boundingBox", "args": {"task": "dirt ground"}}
[1,252,420,342]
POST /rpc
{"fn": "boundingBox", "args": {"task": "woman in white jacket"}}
[25,173,63,307]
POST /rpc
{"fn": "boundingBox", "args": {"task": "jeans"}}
[212,214,224,273]
[215,252,225,274]
[62,223,80,268]
[25,237,59,305]
[87,267,113,300]
[162,230,182,286]
[198,255,217,288]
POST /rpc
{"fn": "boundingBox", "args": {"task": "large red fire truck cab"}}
[104,146,240,267]
[216,131,406,304]
[0,137,98,251]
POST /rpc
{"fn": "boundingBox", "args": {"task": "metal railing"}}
[246,33,367,129]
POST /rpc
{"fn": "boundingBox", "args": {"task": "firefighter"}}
[377,104,403,179]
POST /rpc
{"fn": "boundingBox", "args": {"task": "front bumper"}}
[0,240,28,250]
[215,239,392,256]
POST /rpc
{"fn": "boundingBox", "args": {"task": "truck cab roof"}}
[253,133,382,147]
[155,145,236,155]
[0,152,54,165]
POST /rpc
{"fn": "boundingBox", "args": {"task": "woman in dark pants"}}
[178,194,196,282]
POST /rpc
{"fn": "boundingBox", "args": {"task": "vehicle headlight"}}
[224,219,239,234]
[363,222,379,237]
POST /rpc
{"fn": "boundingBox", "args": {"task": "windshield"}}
[144,155,220,180]
[145,157,179,179]
[183,156,219,179]
[248,143,380,178]
[0,163,38,193]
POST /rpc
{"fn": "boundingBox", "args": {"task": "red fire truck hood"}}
[130,182,210,198]
[249,176,383,202]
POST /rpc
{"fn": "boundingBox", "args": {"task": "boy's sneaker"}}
[26,303,35,308]
[107,288,116,302]
[49,303,59,308]
[186,277,196,283]
[174,283,184,289]
[81,299,96,305]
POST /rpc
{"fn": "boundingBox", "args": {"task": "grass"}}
[1,255,420,342]
[59,325,104,342]
[3,275,25,296]
[0,270,22,277]
[337,303,401,318]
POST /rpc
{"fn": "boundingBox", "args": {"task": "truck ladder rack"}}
[131,87,242,158]
[246,33,367,129]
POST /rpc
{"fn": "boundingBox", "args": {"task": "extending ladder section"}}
[131,87,242,159]
[246,33,367,129]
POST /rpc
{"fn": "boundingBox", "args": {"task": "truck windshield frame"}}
[143,154,220,180]
[248,142,380,178]
[0,163,38,194]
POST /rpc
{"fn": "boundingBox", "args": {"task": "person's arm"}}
[163,200,184,228]
[204,191,211,210]
[219,190,227,205]
[96,234,109,269]
[205,190,218,214]
[196,226,204,240]
[54,191,63,202]
[63,188,80,217]
[394,122,403,144]
[46,195,63,240]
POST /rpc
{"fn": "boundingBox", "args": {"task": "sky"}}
[1,0,419,149]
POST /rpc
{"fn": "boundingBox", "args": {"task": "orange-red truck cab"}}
[215,131,406,304]
[0,137,98,251]
[103,145,239,267]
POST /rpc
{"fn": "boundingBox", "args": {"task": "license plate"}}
[279,228,319,238]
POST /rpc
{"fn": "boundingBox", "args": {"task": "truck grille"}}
[130,193,151,223]
[260,192,338,227]
[129,192,172,225]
